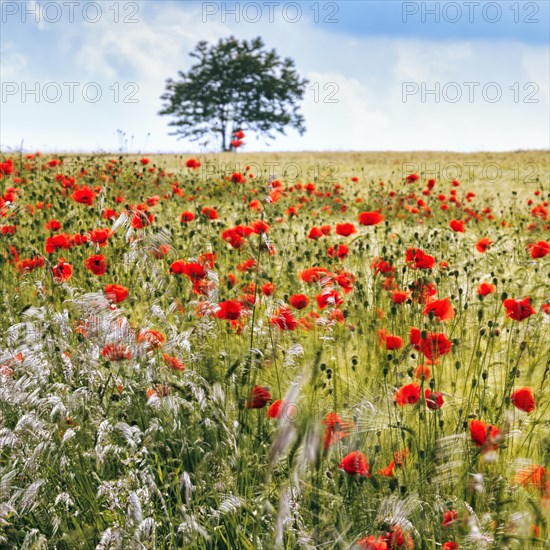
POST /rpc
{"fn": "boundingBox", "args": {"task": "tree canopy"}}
[159,36,308,151]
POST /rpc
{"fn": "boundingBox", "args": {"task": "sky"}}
[0,0,549,153]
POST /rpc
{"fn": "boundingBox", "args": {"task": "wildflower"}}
[180,211,195,223]
[477,282,496,296]
[335,223,356,236]
[338,451,370,477]
[423,298,455,321]
[289,294,309,309]
[185,158,201,169]
[138,329,165,350]
[395,383,421,406]
[52,258,73,281]
[84,254,107,276]
[425,389,444,409]
[245,385,271,408]
[72,186,96,205]
[503,297,536,321]
[216,300,243,321]
[162,353,185,371]
[322,412,351,449]
[267,400,296,419]
[101,344,132,361]
[358,211,384,226]
[450,219,465,232]
[270,306,298,330]
[510,387,536,413]
[475,238,493,253]
[443,510,458,527]
[405,247,435,269]
[469,420,501,452]
[356,535,389,549]
[528,240,549,258]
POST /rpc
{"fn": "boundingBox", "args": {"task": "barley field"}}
[0,150,548,549]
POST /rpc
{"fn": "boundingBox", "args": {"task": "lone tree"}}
[159,36,308,152]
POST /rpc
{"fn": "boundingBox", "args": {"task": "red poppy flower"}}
[233,130,245,139]
[358,211,384,226]
[338,451,370,477]
[131,211,154,229]
[201,207,218,219]
[250,220,270,234]
[475,238,493,253]
[528,240,549,258]
[170,260,207,280]
[89,228,113,247]
[308,226,324,239]
[52,258,73,281]
[442,510,458,527]
[327,243,349,259]
[216,300,243,321]
[390,290,411,304]
[510,387,536,413]
[84,254,107,276]
[289,293,309,310]
[267,399,296,419]
[371,258,395,275]
[406,173,419,183]
[322,412,351,449]
[262,282,276,296]
[316,288,343,309]
[410,280,437,303]
[425,389,444,410]
[442,543,459,550]
[378,330,403,350]
[449,219,465,232]
[477,282,496,296]
[105,284,128,303]
[45,233,73,254]
[405,247,435,269]
[469,419,501,451]
[423,298,455,321]
[180,211,195,223]
[245,385,271,409]
[45,219,61,231]
[185,158,201,170]
[415,364,431,380]
[300,267,331,284]
[335,223,356,237]
[101,344,132,361]
[503,297,536,321]
[237,258,256,272]
[162,353,185,371]
[138,329,165,350]
[395,383,421,406]
[420,332,452,361]
[356,535,389,549]
[72,186,96,206]
[270,306,298,330]
[380,526,413,550]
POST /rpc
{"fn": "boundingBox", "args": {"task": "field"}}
[0,150,548,549]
